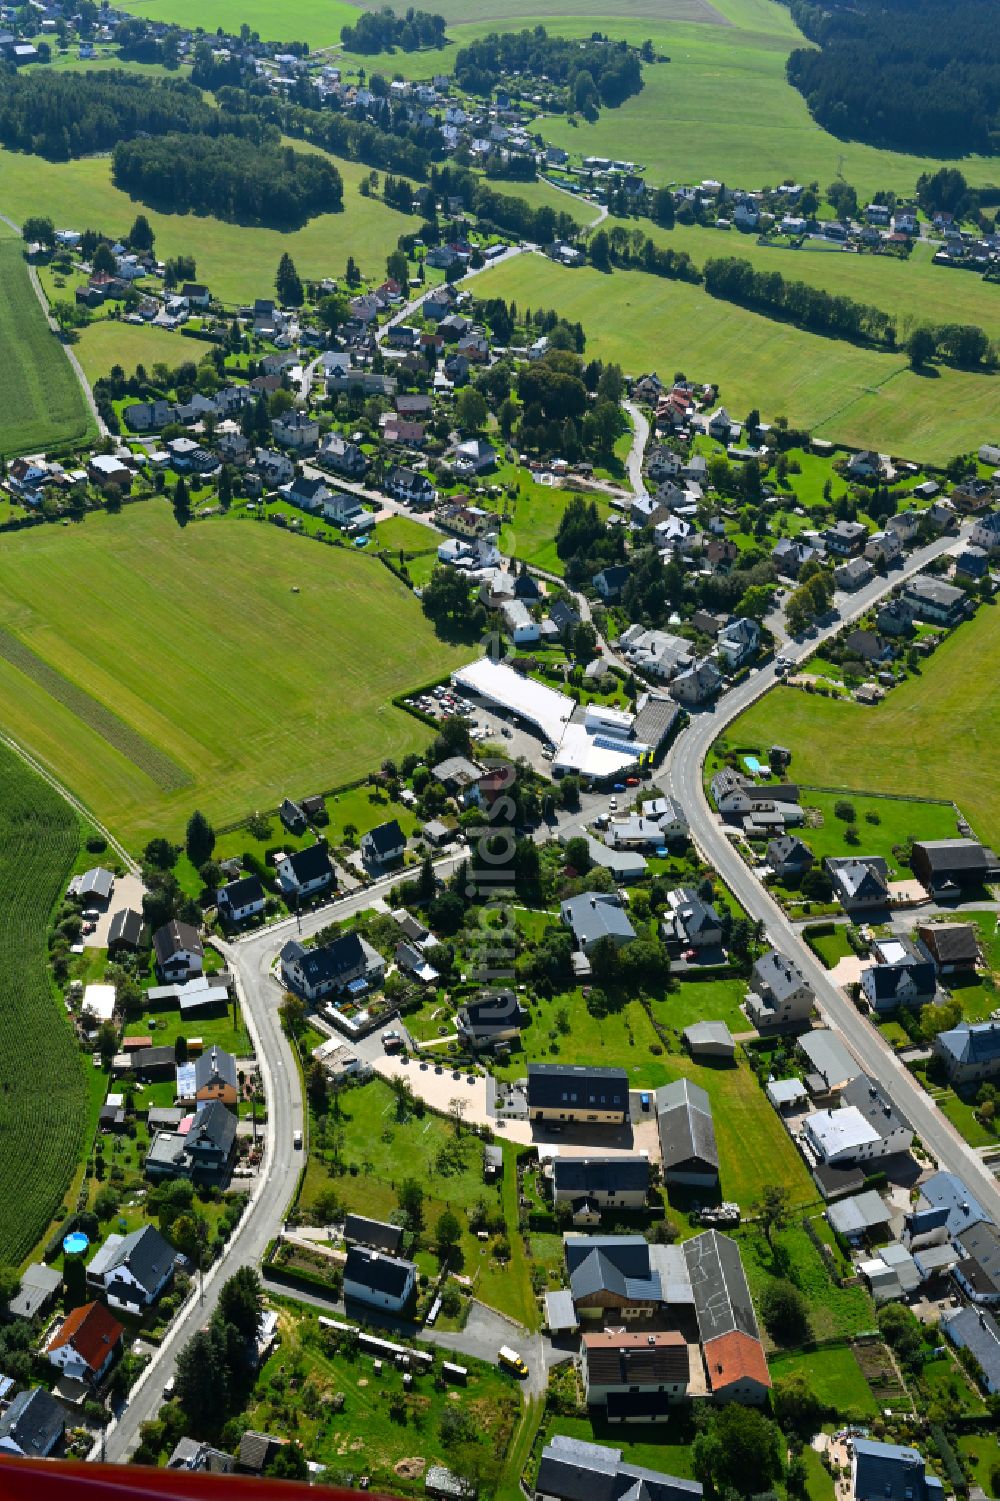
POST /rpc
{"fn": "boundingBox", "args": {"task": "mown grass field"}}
[472,253,999,463]
[652,225,1000,344]
[128,0,360,47]
[0,505,472,847]
[0,144,415,305]
[729,605,1000,852]
[74,318,190,384]
[0,742,85,1267]
[527,1,1000,199]
[0,230,95,457]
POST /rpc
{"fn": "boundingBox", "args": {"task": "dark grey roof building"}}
[344,1214,404,1255]
[682,1230,760,1343]
[944,1306,1000,1393]
[527,1064,629,1124]
[656,1079,718,1186]
[536,1434,702,1501]
[0,1387,65,1458]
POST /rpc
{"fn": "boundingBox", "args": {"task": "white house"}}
[45,1301,124,1385]
[344,1246,417,1313]
[275,843,335,899]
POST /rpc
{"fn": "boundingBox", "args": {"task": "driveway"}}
[85,872,146,948]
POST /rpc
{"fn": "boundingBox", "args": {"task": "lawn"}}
[471,254,1000,464]
[0,504,472,848]
[0,741,86,1267]
[299,1076,537,1327]
[740,1222,876,1343]
[0,231,95,457]
[649,976,749,1034]
[0,144,416,305]
[797,791,960,870]
[957,1433,1000,1496]
[74,319,189,385]
[768,1347,878,1419]
[246,1302,520,1497]
[728,605,1000,852]
[492,988,669,1088]
[535,1412,698,1483]
[495,475,612,575]
[807,925,854,970]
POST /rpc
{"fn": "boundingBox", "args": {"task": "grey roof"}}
[841,1073,912,1141]
[798,1029,863,1088]
[826,856,890,903]
[108,908,143,947]
[911,1171,993,1240]
[78,866,114,902]
[936,1021,1000,1067]
[852,1440,943,1501]
[535,1431,704,1501]
[913,838,992,875]
[552,1155,649,1196]
[656,1079,719,1175]
[766,834,813,870]
[6,1261,62,1320]
[344,1214,403,1254]
[363,819,405,857]
[88,1224,175,1296]
[189,1099,238,1158]
[194,1046,237,1093]
[544,1288,579,1333]
[827,1190,892,1238]
[560,892,636,948]
[682,1230,759,1343]
[753,948,808,1003]
[218,875,265,910]
[153,919,202,966]
[345,1245,416,1299]
[943,1306,1000,1390]
[683,1020,734,1052]
[458,990,526,1037]
[527,1063,629,1113]
[956,1221,1000,1294]
[0,1387,64,1457]
[565,1235,661,1304]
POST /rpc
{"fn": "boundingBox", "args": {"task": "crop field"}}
[0,231,95,458]
[472,253,999,463]
[0,742,85,1267]
[729,605,1000,852]
[0,505,472,847]
[0,145,415,306]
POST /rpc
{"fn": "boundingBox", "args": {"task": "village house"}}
[275,843,335,901]
[527,1063,629,1127]
[152,920,203,983]
[656,1079,719,1187]
[44,1301,125,1386]
[860,936,936,1013]
[746,948,814,1029]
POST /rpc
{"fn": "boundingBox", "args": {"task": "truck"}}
[498,1345,528,1378]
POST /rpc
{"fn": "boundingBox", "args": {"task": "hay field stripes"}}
[0,626,192,792]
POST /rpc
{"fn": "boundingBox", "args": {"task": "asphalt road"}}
[103,517,993,1458]
[656,520,1000,1223]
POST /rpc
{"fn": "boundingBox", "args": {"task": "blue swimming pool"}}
[744,755,765,774]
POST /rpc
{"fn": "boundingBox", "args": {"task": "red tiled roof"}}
[703,1330,771,1392]
[47,1301,124,1373]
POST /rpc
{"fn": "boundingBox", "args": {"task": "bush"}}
[834,799,857,822]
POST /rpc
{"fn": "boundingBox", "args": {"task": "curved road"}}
[657,524,1000,1223]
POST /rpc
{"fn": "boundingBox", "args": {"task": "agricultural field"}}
[246,1304,520,1498]
[471,254,999,464]
[127,0,360,48]
[0,741,86,1267]
[0,144,415,307]
[0,230,95,458]
[728,604,1000,852]
[0,504,472,848]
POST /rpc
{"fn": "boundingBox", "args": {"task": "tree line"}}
[340,6,447,53]
[784,0,1000,157]
[214,86,434,180]
[0,69,270,160]
[588,224,701,284]
[702,254,897,347]
[454,26,643,112]
[112,135,343,229]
